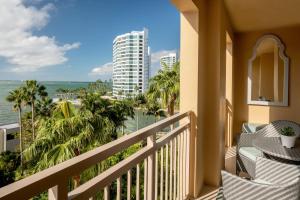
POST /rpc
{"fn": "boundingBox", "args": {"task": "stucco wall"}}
[173,0,234,196]
[233,26,300,135]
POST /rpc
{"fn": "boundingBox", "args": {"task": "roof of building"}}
[0,123,19,130]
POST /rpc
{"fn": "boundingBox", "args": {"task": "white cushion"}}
[252,178,271,185]
[239,147,262,161]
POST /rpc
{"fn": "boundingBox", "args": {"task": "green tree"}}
[24,95,134,188]
[23,80,48,139]
[147,62,180,116]
[24,101,115,187]
[80,92,134,136]
[134,84,140,96]
[133,94,147,130]
[88,80,112,95]
[0,151,20,187]
[6,88,26,168]
[35,97,54,118]
[145,102,166,122]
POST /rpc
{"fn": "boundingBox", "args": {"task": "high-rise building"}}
[112,28,150,98]
[160,53,177,69]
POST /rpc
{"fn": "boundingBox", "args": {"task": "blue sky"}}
[0,0,179,82]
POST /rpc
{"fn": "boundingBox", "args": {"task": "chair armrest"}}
[238,132,260,148]
[255,157,300,184]
[221,170,300,200]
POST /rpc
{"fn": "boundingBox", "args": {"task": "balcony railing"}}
[0,111,191,200]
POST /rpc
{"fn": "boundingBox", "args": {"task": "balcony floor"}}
[194,146,237,200]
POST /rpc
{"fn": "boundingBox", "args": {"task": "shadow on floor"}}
[194,146,237,200]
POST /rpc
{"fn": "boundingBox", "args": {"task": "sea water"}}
[0,80,156,132]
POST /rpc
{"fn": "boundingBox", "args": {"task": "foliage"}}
[22,92,135,190]
[23,80,48,139]
[88,79,112,95]
[79,92,134,137]
[145,102,166,122]
[133,93,147,108]
[35,97,55,118]
[23,101,114,172]
[6,87,26,168]
[281,127,296,136]
[3,78,163,196]
[0,151,20,187]
[147,62,180,116]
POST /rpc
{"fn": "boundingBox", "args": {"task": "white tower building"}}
[113,28,150,98]
[160,53,177,69]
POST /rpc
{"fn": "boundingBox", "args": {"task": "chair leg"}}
[236,156,241,175]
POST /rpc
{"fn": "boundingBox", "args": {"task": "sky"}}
[0,0,180,82]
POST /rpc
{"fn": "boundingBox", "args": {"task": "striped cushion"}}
[239,147,262,161]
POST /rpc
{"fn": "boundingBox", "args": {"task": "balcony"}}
[0,112,192,200]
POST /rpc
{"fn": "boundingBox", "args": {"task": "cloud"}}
[89,62,113,76]
[0,0,80,72]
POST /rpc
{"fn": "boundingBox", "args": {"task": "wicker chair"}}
[236,120,300,178]
[222,157,300,200]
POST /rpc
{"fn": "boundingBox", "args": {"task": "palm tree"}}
[134,84,140,97]
[146,102,166,122]
[133,94,147,130]
[23,80,48,139]
[147,62,180,116]
[24,95,134,187]
[6,88,26,169]
[24,101,113,187]
[80,92,134,136]
[35,97,54,118]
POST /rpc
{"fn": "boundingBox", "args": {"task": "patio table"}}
[253,137,300,164]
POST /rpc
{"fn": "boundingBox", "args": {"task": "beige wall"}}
[233,26,300,135]
[172,0,234,197]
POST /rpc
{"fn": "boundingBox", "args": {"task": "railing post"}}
[187,112,195,198]
[48,179,68,200]
[147,133,156,200]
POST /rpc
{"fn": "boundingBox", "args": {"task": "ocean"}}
[0,80,156,133]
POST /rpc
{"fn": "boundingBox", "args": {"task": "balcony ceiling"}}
[225,0,300,32]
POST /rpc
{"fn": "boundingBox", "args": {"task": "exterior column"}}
[173,0,228,197]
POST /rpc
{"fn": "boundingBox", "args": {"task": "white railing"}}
[0,111,191,200]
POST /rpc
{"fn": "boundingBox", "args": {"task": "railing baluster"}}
[177,134,181,199]
[180,132,184,199]
[48,179,68,200]
[104,185,110,200]
[136,164,140,200]
[160,147,164,200]
[183,131,186,198]
[147,134,156,200]
[117,177,121,200]
[186,124,190,197]
[170,140,173,200]
[144,158,148,200]
[173,138,177,200]
[127,169,132,200]
[165,144,169,200]
[155,151,158,200]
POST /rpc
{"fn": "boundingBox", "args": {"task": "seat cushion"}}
[239,147,262,161]
[242,123,267,133]
[252,178,271,185]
